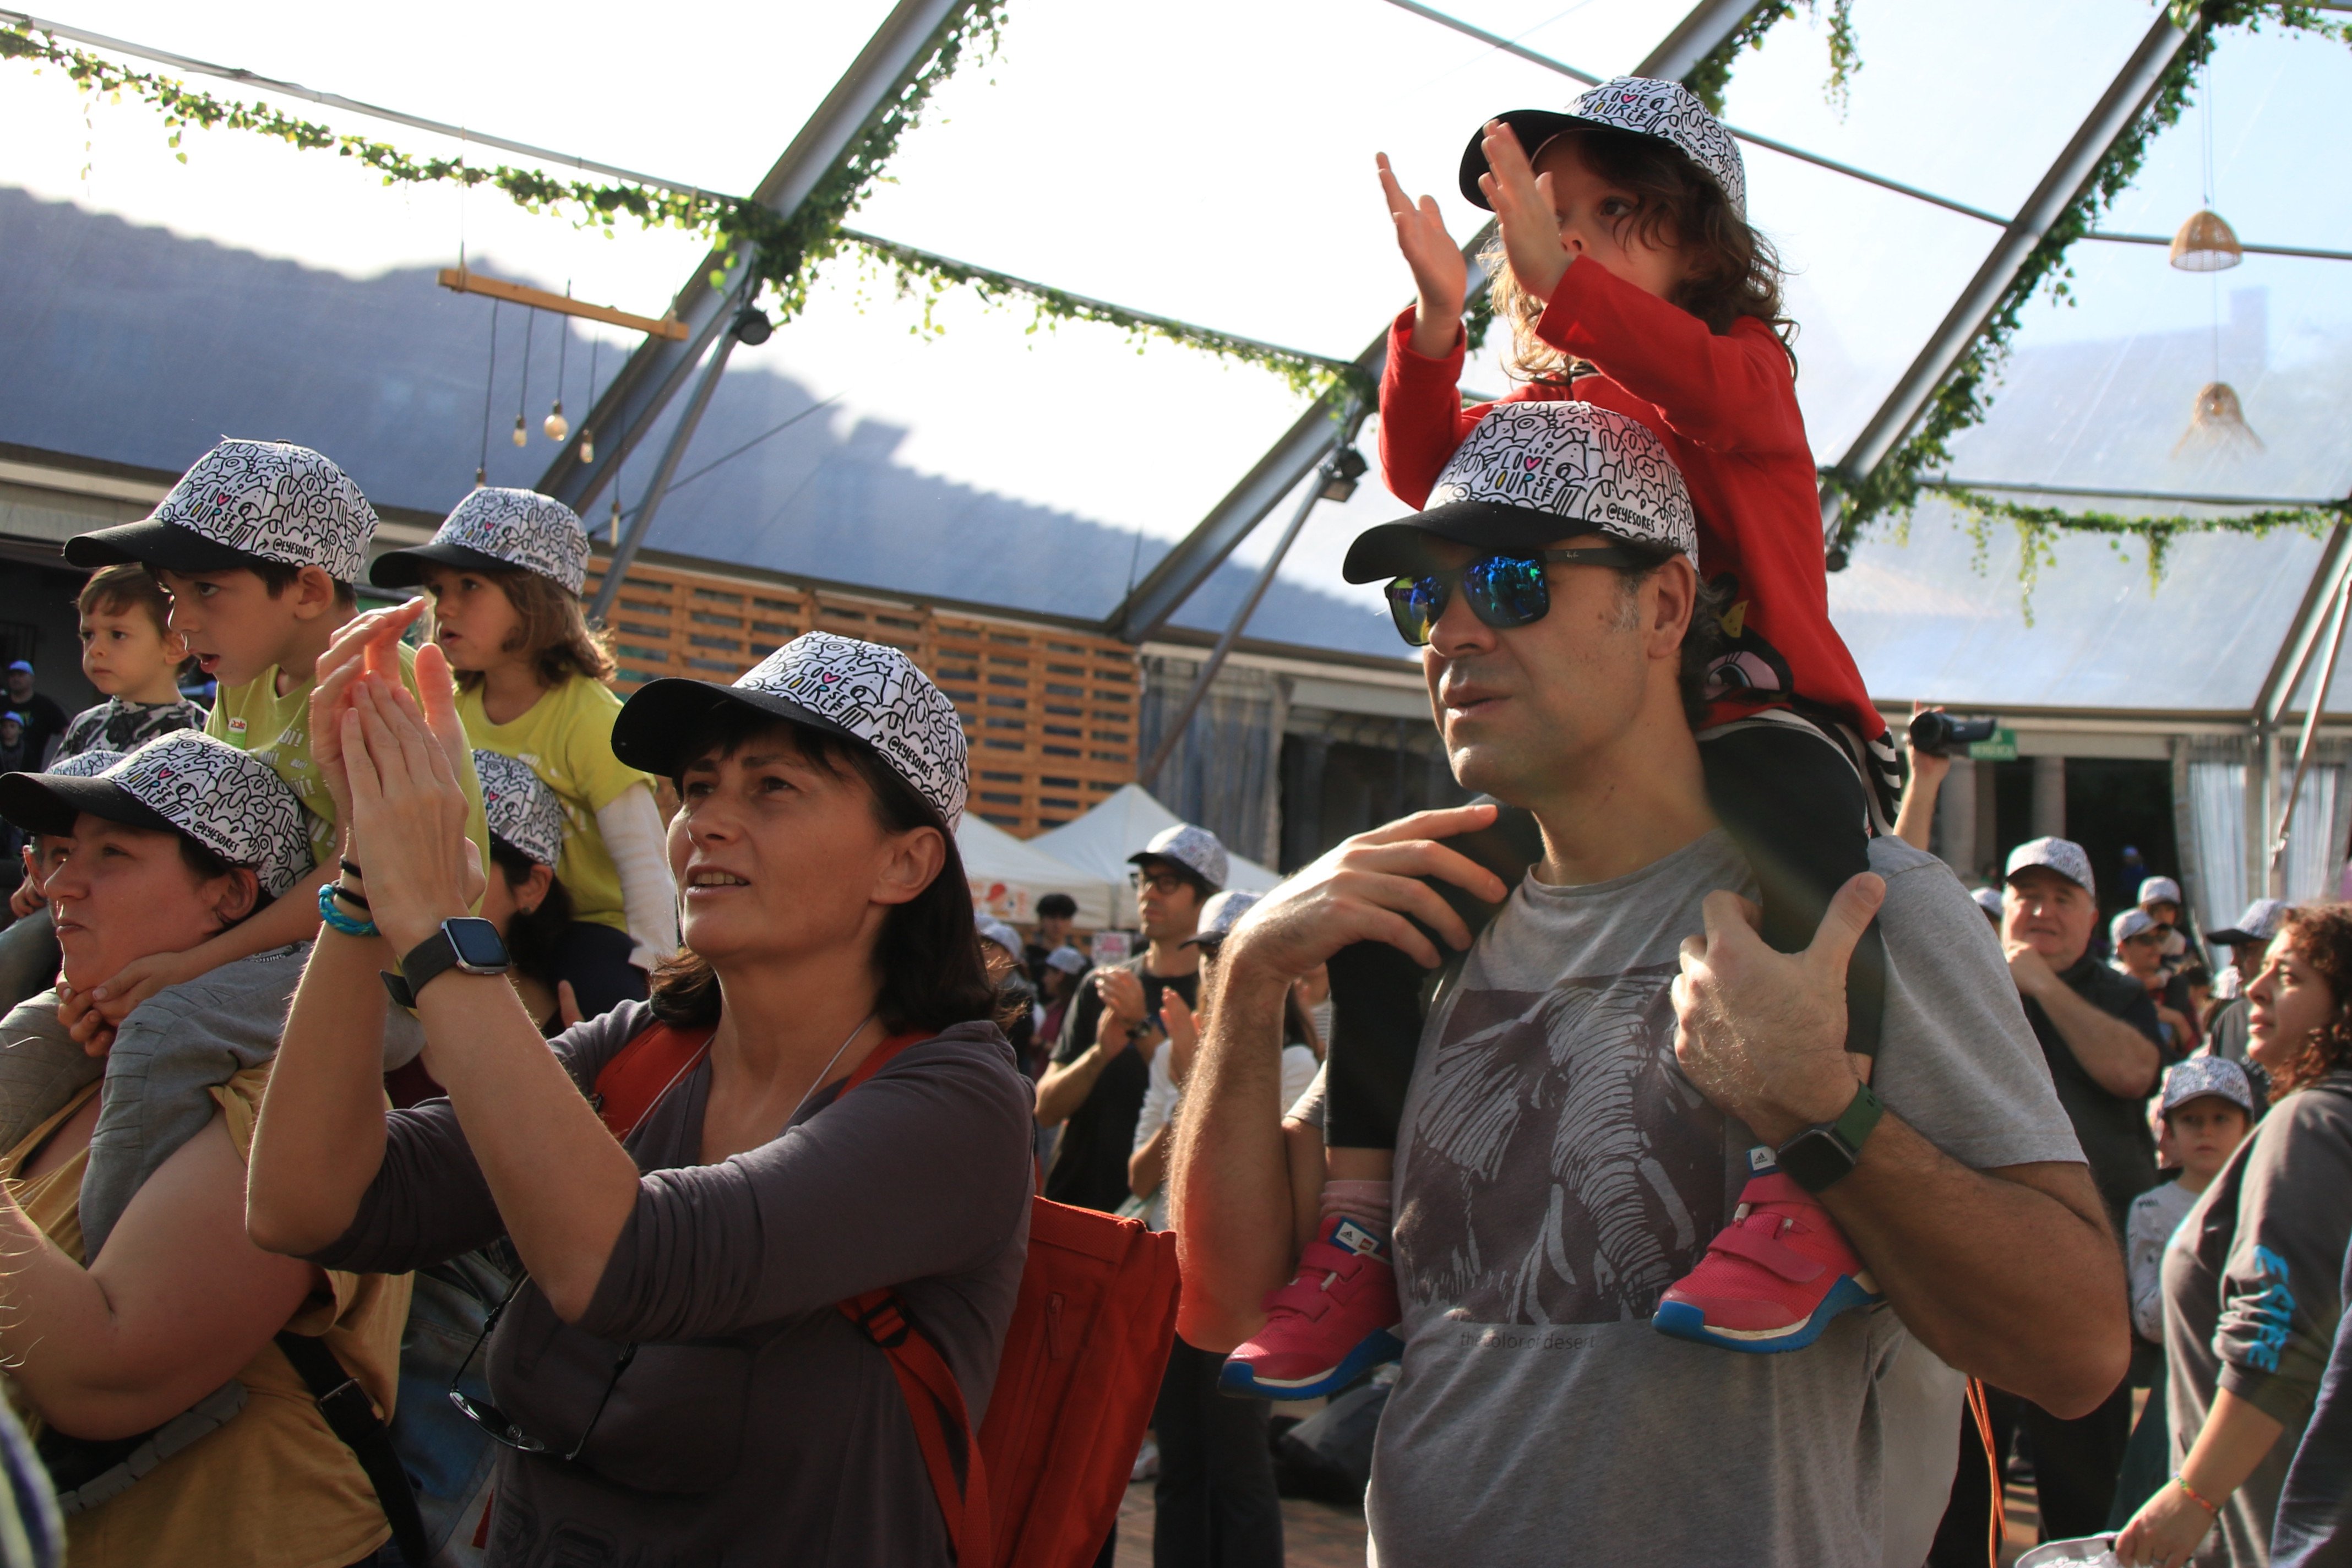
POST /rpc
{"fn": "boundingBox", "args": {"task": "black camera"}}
[1908,710,1999,758]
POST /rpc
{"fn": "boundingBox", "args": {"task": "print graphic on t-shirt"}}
[1397,962,1727,1326]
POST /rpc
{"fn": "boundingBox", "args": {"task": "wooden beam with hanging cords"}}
[437,268,689,341]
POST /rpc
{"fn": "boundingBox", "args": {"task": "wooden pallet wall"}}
[584,561,1138,836]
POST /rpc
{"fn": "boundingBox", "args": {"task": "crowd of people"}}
[0,67,2346,1568]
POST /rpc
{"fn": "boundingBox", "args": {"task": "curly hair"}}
[2266,903,2352,1099]
[1483,125,1792,387]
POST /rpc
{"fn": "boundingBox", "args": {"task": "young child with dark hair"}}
[1225,79,1897,1397]
[56,564,206,761]
[370,488,677,1020]
[60,438,491,1030]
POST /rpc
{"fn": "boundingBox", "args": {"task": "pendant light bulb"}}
[608,497,622,547]
[2169,209,2243,273]
[544,399,569,442]
[579,429,595,464]
[511,413,528,449]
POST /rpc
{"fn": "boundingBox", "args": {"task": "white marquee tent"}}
[1030,784,1283,901]
[957,813,1121,929]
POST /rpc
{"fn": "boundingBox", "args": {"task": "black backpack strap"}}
[274,1332,431,1568]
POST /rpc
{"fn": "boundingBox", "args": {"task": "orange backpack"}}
[595,1023,1180,1568]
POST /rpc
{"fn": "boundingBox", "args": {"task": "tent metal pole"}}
[536,0,974,511]
[586,324,741,626]
[1819,8,2193,536]
[1139,438,1347,790]
[2257,523,2352,730]
[2270,567,2352,893]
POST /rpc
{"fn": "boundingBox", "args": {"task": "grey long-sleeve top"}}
[2164,1072,2352,1567]
[315,1001,1035,1568]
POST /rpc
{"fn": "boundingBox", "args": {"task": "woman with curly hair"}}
[2118,904,2352,1568]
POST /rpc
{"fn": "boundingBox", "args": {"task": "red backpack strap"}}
[832,1030,993,1565]
[592,1023,714,1140]
[841,1288,993,1565]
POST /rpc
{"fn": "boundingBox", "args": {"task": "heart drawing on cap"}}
[1523,456,1540,470]
[820,672,839,684]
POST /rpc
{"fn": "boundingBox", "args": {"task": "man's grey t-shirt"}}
[1369,831,2083,1568]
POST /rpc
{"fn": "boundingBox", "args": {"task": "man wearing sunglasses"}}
[1035,821,1225,1218]
[1171,401,2126,1568]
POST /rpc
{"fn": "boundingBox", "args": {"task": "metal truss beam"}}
[1101,0,1757,646]
[1823,9,2193,504]
[535,0,970,513]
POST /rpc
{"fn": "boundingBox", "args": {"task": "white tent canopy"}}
[957,814,1120,930]
[1030,783,1283,902]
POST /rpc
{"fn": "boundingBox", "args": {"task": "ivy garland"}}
[1822,0,2352,570]
[0,11,1367,406]
[1944,488,2350,624]
[1683,0,1861,117]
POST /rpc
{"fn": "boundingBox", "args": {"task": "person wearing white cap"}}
[1034,819,1225,1216]
[2113,908,2201,1057]
[470,749,589,1038]
[1974,835,2173,1545]
[2205,899,2296,1069]
[1175,395,2117,1564]
[0,732,417,1560]
[248,631,1035,1562]
[373,487,678,1021]
[2106,1058,2260,1534]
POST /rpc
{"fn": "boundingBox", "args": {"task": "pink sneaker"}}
[1218,1216,1403,1400]
[1651,1172,1881,1353]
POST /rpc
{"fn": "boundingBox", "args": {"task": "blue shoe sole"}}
[1217,1327,1403,1400]
[1650,1274,1880,1354]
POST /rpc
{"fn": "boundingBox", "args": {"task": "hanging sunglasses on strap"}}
[1384,545,1651,647]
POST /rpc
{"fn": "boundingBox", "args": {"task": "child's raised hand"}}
[1477,121,1574,304]
[1378,154,1468,349]
[311,598,428,827]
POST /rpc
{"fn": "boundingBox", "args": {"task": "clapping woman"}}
[247,623,1033,1566]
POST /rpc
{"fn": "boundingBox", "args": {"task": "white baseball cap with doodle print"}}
[372,487,592,596]
[1459,75,1747,219]
[612,631,970,831]
[475,750,567,869]
[66,438,377,584]
[0,731,315,896]
[1343,401,1698,583]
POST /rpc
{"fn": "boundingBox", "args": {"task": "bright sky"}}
[2,0,2348,615]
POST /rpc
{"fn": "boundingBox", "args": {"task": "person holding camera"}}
[1033,823,1224,1216]
[1892,704,1998,854]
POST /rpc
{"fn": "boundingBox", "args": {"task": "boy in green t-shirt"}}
[63,438,489,1023]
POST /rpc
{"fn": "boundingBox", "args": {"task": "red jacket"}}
[1378,257,1885,744]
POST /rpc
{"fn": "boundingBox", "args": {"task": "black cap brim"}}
[368,541,518,588]
[2205,928,2260,945]
[1342,501,1620,584]
[63,518,262,575]
[0,771,176,840]
[610,677,863,779]
[1460,108,1598,210]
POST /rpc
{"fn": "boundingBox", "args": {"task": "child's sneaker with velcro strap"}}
[1650,1172,1881,1353]
[1218,1216,1402,1400]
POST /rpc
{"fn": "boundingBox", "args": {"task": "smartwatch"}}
[381,917,511,1010]
[1773,1080,1884,1194]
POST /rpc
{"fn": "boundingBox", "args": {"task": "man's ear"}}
[1645,557,1699,661]
[515,862,556,916]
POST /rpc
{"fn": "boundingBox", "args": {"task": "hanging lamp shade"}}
[2174,380,2265,455]
[2170,209,2244,272]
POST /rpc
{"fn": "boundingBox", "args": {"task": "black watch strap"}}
[1775,1080,1885,1194]
[379,930,461,1011]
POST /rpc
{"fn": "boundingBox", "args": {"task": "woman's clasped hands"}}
[307,601,484,953]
